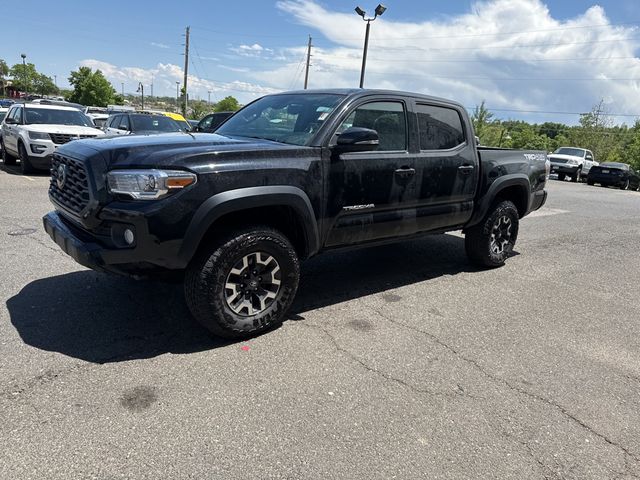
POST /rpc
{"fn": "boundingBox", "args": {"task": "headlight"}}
[107,169,197,200]
[28,131,50,140]
[566,158,578,165]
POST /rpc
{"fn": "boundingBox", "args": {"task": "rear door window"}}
[415,104,465,150]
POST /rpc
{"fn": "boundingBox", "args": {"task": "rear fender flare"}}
[466,175,530,228]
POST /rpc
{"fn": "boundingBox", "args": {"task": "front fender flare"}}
[178,186,319,266]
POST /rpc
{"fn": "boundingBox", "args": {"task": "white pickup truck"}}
[548,147,597,182]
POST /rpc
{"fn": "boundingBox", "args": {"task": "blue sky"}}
[2,0,640,124]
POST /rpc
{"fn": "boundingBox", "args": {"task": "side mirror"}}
[4,117,17,125]
[475,136,480,146]
[335,127,379,152]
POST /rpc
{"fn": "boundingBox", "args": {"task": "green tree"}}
[9,62,39,92]
[189,100,211,119]
[68,67,118,107]
[32,73,58,95]
[471,100,494,141]
[0,59,9,96]
[214,95,240,112]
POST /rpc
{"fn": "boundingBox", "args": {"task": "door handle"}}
[394,167,416,177]
[458,165,475,175]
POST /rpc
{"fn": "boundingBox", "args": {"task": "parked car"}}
[548,147,597,182]
[0,107,8,123]
[84,106,109,128]
[103,112,184,136]
[0,99,15,108]
[162,112,191,131]
[191,111,234,132]
[1,102,103,173]
[587,162,640,190]
[43,88,548,339]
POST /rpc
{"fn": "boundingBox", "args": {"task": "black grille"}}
[550,158,568,164]
[49,133,97,145]
[49,154,90,214]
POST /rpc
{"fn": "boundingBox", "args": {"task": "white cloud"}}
[274,0,640,124]
[150,42,170,49]
[230,43,275,57]
[78,59,277,104]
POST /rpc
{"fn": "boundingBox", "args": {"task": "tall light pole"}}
[207,90,211,104]
[137,82,144,110]
[20,53,27,94]
[121,82,124,97]
[355,4,386,88]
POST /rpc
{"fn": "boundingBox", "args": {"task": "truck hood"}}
[56,132,313,170]
[548,153,583,162]
[23,124,103,136]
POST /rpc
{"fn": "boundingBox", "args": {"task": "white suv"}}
[1,103,104,174]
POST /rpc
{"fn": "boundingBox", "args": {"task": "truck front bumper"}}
[550,164,580,175]
[43,211,184,276]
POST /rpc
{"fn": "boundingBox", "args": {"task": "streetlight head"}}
[375,4,386,16]
[20,53,26,59]
[355,6,366,17]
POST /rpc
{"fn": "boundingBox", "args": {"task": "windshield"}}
[554,147,585,157]
[216,93,345,146]
[25,107,93,127]
[130,115,182,132]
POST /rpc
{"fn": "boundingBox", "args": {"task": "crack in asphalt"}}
[298,321,476,401]
[365,303,640,469]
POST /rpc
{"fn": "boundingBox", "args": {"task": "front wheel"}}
[185,226,300,339]
[572,168,582,182]
[621,179,630,190]
[18,143,35,174]
[587,179,594,186]
[558,173,566,181]
[465,200,519,268]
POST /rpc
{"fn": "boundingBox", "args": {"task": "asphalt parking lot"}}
[1,166,639,479]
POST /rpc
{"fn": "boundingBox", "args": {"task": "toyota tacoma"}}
[43,89,549,338]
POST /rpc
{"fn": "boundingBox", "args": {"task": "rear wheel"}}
[465,200,519,268]
[185,226,300,339]
[1,139,16,166]
[587,179,594,186]
[621,179,630,190]
[558,173,566,181]
[18,143,35,174]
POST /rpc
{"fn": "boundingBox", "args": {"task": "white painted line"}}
[526,208,569,218]
[22,176,35,182]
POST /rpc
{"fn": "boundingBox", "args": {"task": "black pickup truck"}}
[43,89,548,338]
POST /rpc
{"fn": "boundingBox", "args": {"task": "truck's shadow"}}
[7,233,485,363]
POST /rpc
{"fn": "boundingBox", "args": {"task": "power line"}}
[468,106,640,117]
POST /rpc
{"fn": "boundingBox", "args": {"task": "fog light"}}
[30,144,47,154]
[123,229,135,245]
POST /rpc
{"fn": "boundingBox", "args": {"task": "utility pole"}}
[176,81,180,112]
[208,90,211,104]
[150,74,154,98]
[121,83,124,97]
[182,26,190,117]
[303,35,312,89]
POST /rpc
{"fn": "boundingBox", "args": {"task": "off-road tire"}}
[18,143,35,174]
[185,226,300,339]
[1,139,16,166]
[465,200,519,268]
